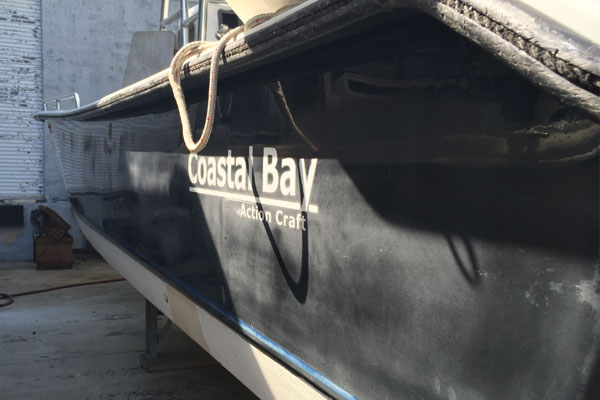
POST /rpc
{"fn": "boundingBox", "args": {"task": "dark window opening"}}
[0,205,24,227]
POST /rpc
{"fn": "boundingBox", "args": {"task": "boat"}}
[36,0,599,399]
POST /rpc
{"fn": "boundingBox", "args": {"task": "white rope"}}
[169,4,319,153]
[168,14,271,153]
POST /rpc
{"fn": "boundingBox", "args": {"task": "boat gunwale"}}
[35,0,600,122]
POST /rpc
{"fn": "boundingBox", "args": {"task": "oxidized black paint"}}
[46,14,599,400]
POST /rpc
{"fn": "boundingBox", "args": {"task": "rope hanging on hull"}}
[168,5,317,153]
[169,14,270,153]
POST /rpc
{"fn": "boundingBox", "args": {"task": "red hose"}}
[0,293,14,307]
[0,278,125,308]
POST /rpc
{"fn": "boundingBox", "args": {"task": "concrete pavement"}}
[0,256,257,399]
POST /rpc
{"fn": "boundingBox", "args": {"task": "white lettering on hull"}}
[188,147,319,231]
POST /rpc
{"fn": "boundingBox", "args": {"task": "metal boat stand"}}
[139,300,217,372]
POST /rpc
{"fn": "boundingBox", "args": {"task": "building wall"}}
[1,0,161,260]
[0,0,44,260]
[42,0,161,105]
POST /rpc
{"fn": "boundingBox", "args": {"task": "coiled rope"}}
[169,5,317,153]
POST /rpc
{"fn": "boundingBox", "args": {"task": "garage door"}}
[0,0,43,200]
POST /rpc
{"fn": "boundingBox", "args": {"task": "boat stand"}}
[139,300,217,372]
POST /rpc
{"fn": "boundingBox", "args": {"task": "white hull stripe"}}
[189,186,319,213]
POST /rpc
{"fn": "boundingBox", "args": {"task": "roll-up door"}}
[0,0,43,200]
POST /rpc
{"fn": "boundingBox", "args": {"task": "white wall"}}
[42,0,161,105]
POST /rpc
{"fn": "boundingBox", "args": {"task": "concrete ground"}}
[0,256,257,400]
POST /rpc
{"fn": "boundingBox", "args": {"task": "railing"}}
[42,93,81,111]
[160,0,210,46]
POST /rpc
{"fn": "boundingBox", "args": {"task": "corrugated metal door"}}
[0,0,43,200]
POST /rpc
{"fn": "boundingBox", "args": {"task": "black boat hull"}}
[42,4,599,399]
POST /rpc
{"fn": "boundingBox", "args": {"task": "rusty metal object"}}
[38,205,71,233]
[33,236,73,270]
[31,206,73,269]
